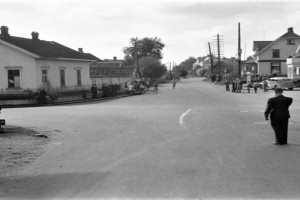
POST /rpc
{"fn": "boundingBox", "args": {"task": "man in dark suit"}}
[265,88,293,145]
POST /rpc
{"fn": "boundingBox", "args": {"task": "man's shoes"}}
[274,142,288,145]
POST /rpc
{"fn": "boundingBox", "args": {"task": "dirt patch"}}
[0,126,50,176]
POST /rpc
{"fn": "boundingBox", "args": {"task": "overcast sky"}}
[1,0,300,65]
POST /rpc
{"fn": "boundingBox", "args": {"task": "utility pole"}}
[217,34,221,77]
[208,42,213,74]
[238,22,242,77]
[212,34,224,79]
[169,63,172,78]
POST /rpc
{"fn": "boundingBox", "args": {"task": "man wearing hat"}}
[264,88,293,145]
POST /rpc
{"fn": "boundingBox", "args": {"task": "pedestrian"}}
[225,81,230,91]
[263,80,268,92]
[236,78,242,93]
[232,81,236,92]
[247,82,251,93]
[91,84,97,99]
[253,82,259,93]
[264,88,293,145]
[154,82,158,93]
[172,78,177,89]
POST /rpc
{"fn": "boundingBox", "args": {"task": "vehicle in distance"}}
[258,77,300,90]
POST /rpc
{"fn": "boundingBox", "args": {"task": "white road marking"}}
[240,110,249,112]
[179,109,192,128]
[254,122,268,124]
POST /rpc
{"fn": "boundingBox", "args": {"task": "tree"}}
[123,37,165,65]
[173,65,188,78]
[179,57,197,72]
[138,56,167,79]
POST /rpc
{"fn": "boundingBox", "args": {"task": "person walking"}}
[225,80,230,91]
[246,82,251,93]
[232,81,236,92]
[253,82,259,93]
[263,80,268,92]
[172,78,177,89]
[91,84,97,99]
[154,82,158,93]
[264,88,293,145]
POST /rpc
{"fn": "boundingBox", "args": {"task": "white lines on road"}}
[254,122,268,125]
[240,110,249,112]
[179,109,192,128]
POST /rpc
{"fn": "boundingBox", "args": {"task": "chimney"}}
[288,27,293,33]
[31,31,39,40]
[78,48,83,53]
[113,56,117,60]
[1,26,9,36]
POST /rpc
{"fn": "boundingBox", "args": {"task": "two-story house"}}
[253,27,300,76]
[0,25,100,95]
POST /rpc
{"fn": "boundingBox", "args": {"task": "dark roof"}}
[90,62,122,68]
[253,41,273,51]
[280,29,300,38]
[89,62,135,77]
[242,57,256,64]
[0,35,100,61]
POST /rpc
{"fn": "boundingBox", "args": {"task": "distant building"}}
[286,44,300,79]
[253,27,300,76]
[0,25,100,94]
[241,57,257,75]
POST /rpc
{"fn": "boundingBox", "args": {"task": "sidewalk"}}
[0,93,131,108]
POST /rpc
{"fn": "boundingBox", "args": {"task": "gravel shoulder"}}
[0,126,50,177]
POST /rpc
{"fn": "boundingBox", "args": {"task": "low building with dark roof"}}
[0,25,100,94]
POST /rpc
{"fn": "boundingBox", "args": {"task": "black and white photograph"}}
[1,0,300,199]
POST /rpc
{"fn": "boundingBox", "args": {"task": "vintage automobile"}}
[258,77,299,90]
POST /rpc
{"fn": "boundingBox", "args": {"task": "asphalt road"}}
[1,77,300,199]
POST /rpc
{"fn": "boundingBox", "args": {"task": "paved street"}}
[1,77,300,199]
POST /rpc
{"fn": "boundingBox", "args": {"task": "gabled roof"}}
[254,27,300,56]
[253,41,273,51]
[0,35,100,61]
[280,30,300,38]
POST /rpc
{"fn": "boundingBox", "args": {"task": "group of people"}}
[224,79,268,93]
[125,80,159,94]
[90,83,120,99]
[225,78,243,93]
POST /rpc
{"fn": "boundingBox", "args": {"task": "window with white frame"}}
[42,69,48,83]
[287,39,295,45]
[272,49,280,58]
[7,69,20,88]
[76,69,82,86]
[60,69,65,87]
[271,62,281,74]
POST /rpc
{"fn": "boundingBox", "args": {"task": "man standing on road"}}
[264,88,293,145]
[172,78,177,89]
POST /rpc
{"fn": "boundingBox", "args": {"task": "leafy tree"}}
[179,57,197,72]
[173,65,188,78]
[123,37,165,65]
[138,56,167,79]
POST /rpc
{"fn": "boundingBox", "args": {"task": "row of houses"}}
[195,27,300,79]
[0,25,135,96]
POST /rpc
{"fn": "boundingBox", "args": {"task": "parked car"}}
[258,77,297,90]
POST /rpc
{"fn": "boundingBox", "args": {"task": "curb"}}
[1,94,131,108]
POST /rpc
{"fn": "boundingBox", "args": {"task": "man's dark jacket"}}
[264,95,293,120]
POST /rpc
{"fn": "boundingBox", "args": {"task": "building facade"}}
[253,27,300,76]
[0,26,99,94]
